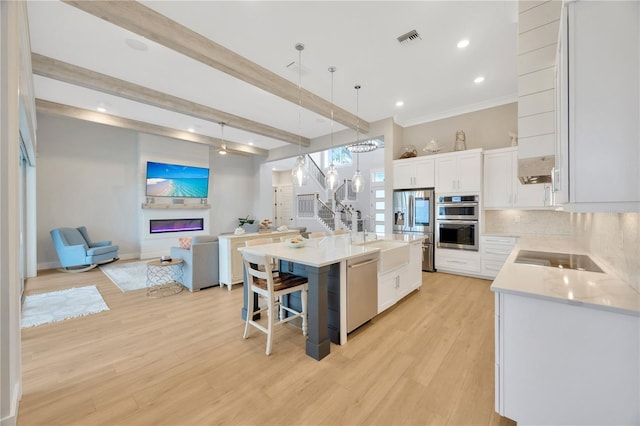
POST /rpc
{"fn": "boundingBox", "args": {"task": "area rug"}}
[21,285,109,328]
[100,260,148,292]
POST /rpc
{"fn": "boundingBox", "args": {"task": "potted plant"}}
[238,215,255,226]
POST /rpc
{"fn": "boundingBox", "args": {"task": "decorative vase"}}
[454,130,467,151]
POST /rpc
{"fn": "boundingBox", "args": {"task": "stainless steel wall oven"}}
[436,195,479,251]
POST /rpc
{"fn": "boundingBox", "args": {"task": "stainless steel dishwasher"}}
[347,254,379,333]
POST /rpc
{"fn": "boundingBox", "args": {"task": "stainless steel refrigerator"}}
[392,188,435,272]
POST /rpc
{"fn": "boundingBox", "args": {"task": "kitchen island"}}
[490,236,640,425]
[239,234,424,360]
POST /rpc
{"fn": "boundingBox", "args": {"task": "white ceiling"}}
[27,1,518,153]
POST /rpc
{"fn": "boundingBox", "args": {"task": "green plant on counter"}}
[238,216,255,226]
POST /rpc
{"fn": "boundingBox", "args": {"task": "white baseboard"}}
[1,381,21,426]
[36,251,140,271]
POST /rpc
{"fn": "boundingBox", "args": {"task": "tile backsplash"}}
[484,210,572,236]
[572,212,639,292]
[484,210,639,292]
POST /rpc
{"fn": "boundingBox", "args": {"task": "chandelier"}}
[347,139,379,153]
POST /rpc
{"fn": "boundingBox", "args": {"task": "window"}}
[325,146,353,167]
[371,171,385,233]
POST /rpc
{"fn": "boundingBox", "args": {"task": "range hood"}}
[517,155,555,184]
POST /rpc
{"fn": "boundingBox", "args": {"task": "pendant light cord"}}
[296,43,303,155]
[329,66,336,165]
[355,85,361,171]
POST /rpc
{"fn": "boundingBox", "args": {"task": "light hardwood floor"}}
[19,264,516,426]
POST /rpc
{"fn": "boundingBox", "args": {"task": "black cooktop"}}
[514,250,604,273]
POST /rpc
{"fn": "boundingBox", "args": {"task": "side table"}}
[146,258,184,297]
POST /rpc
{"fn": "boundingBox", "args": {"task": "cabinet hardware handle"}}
[348,259,378,269]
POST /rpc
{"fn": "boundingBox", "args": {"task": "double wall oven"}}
[392,188,435,272]
[436,195,479,251]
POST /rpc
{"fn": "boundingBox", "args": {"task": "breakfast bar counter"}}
[238,235,381,360]
[238,234,424,360]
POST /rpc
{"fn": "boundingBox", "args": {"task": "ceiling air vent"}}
[397,29,421,45]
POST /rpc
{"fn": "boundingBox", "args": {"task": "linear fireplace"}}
[149,218,204,234]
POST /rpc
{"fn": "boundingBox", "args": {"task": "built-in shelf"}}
[142,203,210,210]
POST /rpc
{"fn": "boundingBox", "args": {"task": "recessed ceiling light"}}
[97,106,107,113]
[248,142,254,146]
[396,101,404,107]
[125,38,148,51]
[474,76,485,84]
[457,39,470,49]
[187,128,195,133]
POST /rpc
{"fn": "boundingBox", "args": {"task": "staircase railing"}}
[305,155,326,190]
[333,193,353,231]
[316,197,335,231]
[297,193,316,218]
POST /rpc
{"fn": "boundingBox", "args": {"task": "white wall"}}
[209,151,256,235]
[35,114,259,266]
[36,114,139,267]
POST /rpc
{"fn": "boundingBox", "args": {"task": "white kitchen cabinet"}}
[377,242,422,313]
[554,1,639,212]
[495,291,639,425]
[434,149,482,193]
[480,235,517,279]
[392,157,435,189]
[218,230,300,289]
[377,268,405,313]
[434,247,480,275]
[483,147,551,209]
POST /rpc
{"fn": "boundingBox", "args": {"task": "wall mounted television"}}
[145,161,210,198]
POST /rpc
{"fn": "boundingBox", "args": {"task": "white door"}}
[370,169,386,233]
[274,185,293,227]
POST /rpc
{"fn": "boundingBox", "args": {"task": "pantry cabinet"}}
[554,1,639,212]
[434,149,482,193]
[484,147,551,209]
[392,157,435,189]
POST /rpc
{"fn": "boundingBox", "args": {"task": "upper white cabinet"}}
[554,1,639,212]
[484,147,551,209]
[392,157,435,189]
[434,149,482,194]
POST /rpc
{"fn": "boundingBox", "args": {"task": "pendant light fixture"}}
[325,66,340,191]
[218,122,227,155]
[351,85,365,193]
[291,43,308,187]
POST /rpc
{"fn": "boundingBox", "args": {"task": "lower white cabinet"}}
[218,231,300,289]
[495,291,640,425]
[435,247,480,275]
[378,242,422,313]
[480,235,517,279]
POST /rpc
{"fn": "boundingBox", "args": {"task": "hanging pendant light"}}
[351,85,365,193]
[325,66,340,191]
[218,122,227,155]
[291,43,308,187]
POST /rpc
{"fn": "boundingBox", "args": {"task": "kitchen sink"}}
[361,240,410,273]
[514,250,603,273]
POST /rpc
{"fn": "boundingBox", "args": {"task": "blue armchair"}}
[50,226,119,272]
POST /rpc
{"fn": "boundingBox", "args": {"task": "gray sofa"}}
[170,235,219,291]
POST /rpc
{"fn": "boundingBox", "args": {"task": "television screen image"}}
[146,161,209,198]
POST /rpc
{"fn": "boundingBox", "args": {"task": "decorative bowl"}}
[285,238,306,249]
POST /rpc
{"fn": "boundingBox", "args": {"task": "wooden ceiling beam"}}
[32,53,309,147]
[36,99,267,157]
[63,0,370,134]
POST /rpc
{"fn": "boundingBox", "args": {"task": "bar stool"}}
[241,250,308,356]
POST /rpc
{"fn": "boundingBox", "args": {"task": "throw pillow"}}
[178,237,192,250]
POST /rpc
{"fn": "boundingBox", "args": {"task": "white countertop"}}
[490,236,640,316]
[238,234,417,267]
